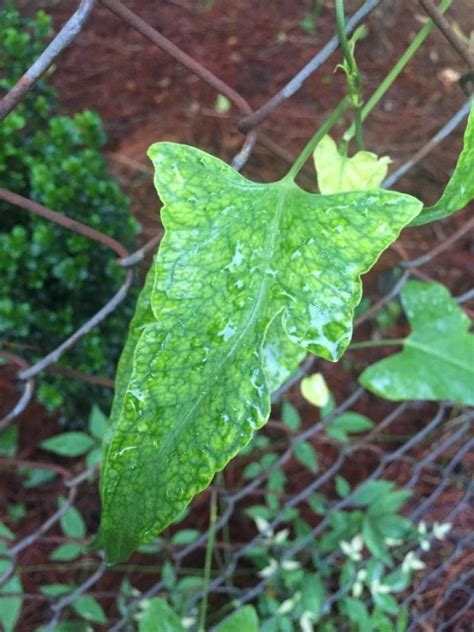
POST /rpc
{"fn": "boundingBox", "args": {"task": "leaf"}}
[360,281,474,404]
[372,592,399,615]
[138,598,185,632]
[0,522,14,540]
[375,514,412,539]
[99,142,422,563]
[0,425,18,457]
[44,624,89,632]
[300,373,330,407]
[20,467,56,487]
[335,475,351,498]
[281,400,301,430]
[170,529,200,545]
[40,584,73,597]
[411,103,473,226]
[59,499,86,538]
[301,573,325,620]
[40,432,95,457]
[340,596,371,631]
[85,446,102,468]
[362,518,391,563]
[50,542,83,561]
[215,606,259,632]
[89,405,107,440]
[72,595,107,624]
[352,480,395,506]
[0,560,22,632]
[370,490,411,514]
[294,440,318,473]
[396,606,409,632]
[314,135,391,194]
[326,411,374,442]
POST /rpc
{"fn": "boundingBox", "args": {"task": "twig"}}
[237,0,381,132]
[419,0,474,68]
[0,352,35,429]
[0,0,96,121]
[0,188,130,260]
[47,560,108,631]
[383,99,472,189]
[98,0,257,169]
[119,232,162,267]
[401,217,474,268]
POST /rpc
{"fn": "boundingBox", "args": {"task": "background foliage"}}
[0,7,139,422]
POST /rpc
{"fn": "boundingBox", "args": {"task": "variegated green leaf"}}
[99,143,421,563]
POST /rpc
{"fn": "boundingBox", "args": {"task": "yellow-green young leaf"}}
[99,142,421,563]
[313,135,391,194]
[360,281,474,404]
[300,372,330,407]
[411,102,473,227]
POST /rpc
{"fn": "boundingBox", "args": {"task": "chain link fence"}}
[0,0,473,629]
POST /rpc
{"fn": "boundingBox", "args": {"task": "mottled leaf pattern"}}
[360,281,474,404]
[99,143,421,563]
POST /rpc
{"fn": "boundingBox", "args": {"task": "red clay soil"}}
[3,0,474,629]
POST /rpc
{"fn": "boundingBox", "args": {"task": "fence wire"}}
[0,0,473,630]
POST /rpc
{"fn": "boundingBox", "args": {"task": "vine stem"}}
[335,0,354,69]
[286,97,351,180]
[335,0,364,149]
[287,0,453,180]
[350,338,405,350]
[344,0,454,142]
[198,488,218,632]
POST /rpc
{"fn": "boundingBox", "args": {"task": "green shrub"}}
[0,7,139,422]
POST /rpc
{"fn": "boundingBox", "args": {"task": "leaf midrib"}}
[405,337,474,373]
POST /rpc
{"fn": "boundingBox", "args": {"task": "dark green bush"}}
[0,7,139,423]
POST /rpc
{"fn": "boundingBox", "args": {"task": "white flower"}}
[352,580,363,598]
[138,598,150,611]
[385,537,403,547]
[370,578,391,596]
[255,516,273,536]
[340,535,363,562]
[420,538,431,552]
[258,558,278,578]
[402,551,426,573]
[274,529,290,545]
[278,598,295,615]
[433,522,452,539]
[417,521,428,536]
[281,559,301,571]
[352,567,368,597]
[181,617,196,629]
[299,611,314,632]
[356,569,367,582]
